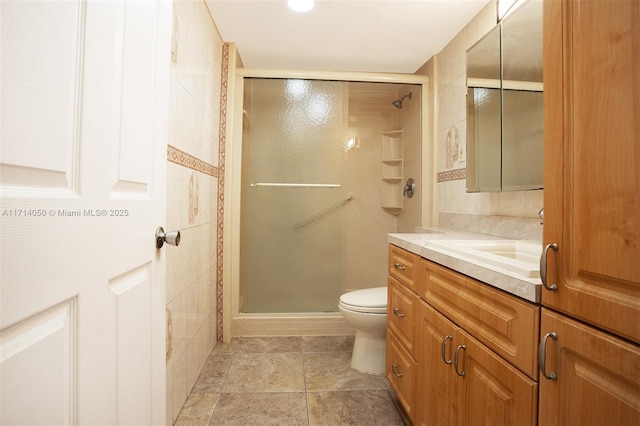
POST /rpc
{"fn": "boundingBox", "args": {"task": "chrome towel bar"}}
[250,183,341,188]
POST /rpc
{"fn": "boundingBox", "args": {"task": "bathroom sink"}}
[425,240,542,279]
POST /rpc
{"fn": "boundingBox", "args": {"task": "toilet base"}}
[350,331,386,374]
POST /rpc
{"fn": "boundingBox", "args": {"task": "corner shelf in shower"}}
[381,130,404,215]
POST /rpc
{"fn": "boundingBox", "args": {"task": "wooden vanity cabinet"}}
[386,325,418,422]
[454,329,538,426]
[542,0,640,344]
[415,260,538,426]
[418,258,540,379]
[386,246,539,426]
[538,309,640,425]
[388,244,419,293]
[387,277,419,354]
[415,301,458,426]
[539,0,640,423]
[386,250,421,423]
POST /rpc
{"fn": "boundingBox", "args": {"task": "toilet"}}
[338,286,388,374]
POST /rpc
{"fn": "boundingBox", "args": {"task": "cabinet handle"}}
[453,344,466,377]
[393,308,405,318]
[539,331,558,381]
[441,335,453,365]
[393,263,406,271]
[540,243,559,291]
[391,364,403,377]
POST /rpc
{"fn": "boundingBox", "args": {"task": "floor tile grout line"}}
[302,345,311,426]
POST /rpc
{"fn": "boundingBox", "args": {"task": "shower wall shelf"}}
[381,129,404,215]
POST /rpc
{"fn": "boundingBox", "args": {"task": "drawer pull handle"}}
[539,331,558,381]
[453,344,466,377]
[391,364,403,377]
[393,308,405,318]
[393,263,406,271]
[441,335,453,365]
[540,243,558,291]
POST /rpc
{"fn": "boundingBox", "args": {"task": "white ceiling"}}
[205,0,492,74]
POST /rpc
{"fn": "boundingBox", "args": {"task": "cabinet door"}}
[420,258,540,379]
[538,308,640,425]
[386,329,417,423]
[388,245,419,292]
[388,277,420,354]
[543,0,640,343]
[415,301,459,426]
[456,330,538,426]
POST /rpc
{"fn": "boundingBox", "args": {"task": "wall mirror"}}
[466,0,543,192]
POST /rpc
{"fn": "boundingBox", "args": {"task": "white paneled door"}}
[0,1,171,424]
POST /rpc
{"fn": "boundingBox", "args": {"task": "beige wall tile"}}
[171,350,188,424]
[166,370,173,426]
[208,313,217,353]
[186,278,199,339]
[195,321,209,374]
[197,271,209,329]
[526,189,544,218]
[185,339,199,392]
[433,0,544,232]
[166,0,224,415]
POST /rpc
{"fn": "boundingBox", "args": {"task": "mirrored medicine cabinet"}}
[466,0,543,192]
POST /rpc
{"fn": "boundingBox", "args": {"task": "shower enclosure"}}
[226,68,428,336]
[241,78,349,312]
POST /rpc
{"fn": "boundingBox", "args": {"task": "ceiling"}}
[205,0,492,74]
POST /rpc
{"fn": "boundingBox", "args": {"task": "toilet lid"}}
[340,287,387,309]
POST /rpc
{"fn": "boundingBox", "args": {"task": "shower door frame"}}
[223,60,431,341]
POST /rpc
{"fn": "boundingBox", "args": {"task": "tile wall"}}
[344,84,415,292]
[165,1,227,424]
[429,0,543,240]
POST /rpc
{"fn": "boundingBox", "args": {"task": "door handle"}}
[540,243,558,291]
[391,364,403,377]
[392,308,405,318]
[393,263,406,271]
[539,331,558,381]
[155,227,180,248]
[453,344,466,377]
[441,335,453,365]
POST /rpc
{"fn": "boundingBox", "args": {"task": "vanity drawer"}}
[418,258,540,379]
[388,277,420,355]
[386,328,417,423]
[388,244,419,291]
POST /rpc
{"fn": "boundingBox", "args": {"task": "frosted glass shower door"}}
[240,79,349,313]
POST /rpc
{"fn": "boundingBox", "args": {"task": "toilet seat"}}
[339,287,387,314]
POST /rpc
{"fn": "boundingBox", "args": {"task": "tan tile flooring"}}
[174,336,409,426]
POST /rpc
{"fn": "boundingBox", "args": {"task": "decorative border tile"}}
[216,43,229,342]
[437,167,466,182]
[167,145,218,177]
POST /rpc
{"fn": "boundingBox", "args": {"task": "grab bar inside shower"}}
[293,192,356,230]
[250,183,341,188]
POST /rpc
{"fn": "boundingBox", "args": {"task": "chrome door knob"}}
[155,227,180,248]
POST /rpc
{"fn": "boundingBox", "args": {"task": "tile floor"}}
[174,335,409,426]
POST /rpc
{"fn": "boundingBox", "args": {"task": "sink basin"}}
[425,240,542,279]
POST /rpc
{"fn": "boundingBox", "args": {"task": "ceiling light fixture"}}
[288,0,314,13]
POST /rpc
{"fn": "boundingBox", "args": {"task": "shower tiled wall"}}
[165,1,227,424]
[430,0,543,240]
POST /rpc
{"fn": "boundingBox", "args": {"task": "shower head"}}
[392,92,413,109]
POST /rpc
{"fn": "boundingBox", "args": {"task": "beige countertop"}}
[388,229,542,303]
